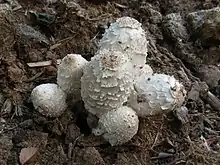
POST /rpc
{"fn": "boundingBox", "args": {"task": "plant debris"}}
[19,147,39,165]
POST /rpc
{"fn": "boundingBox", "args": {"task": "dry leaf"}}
[19,147,39,165]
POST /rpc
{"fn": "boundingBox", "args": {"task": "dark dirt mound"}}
[0,0,220,165]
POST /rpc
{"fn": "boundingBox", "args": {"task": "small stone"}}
[13,130,48,148]
[28,49,45,62]
[162,13,189,41]
[140,3,162,24]
[187,7,220,45]
[16,23,49,46]
[75,147,105,165]
[196,65,220,89]
[7,64,24,83]
[18,119,34,129]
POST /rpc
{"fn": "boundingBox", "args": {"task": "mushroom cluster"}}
[30,17,187,146]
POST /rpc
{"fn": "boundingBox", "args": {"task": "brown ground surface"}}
[0,0,220,165]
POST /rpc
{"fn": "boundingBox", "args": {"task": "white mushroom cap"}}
[31,83,67,117]
[133,64,154,83]
[81,49,133,117]
[57,54,88,100]
[92,106,139,146]
[99,17,148,68]
[127,74,186,117]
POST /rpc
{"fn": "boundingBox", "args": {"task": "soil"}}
[0,0,220,165]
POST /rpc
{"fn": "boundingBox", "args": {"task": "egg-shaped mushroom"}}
[57,54,88,100]
[92,106,139,146]
[31,83,67,117]
[133,64,154,83]
[127,74,187,116]
[99,16,148,69]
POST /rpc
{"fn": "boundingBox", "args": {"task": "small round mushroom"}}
[57,54,88,100]
[128,74,187,117]
[81,49,133,117]
[133,64,154,83]
[92,106,139,146]
[31,83,67,117]
[99,16,148,68]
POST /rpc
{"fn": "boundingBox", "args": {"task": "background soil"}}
[0,0,220,165]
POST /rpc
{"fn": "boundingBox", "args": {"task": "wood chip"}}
[27,59,61,68]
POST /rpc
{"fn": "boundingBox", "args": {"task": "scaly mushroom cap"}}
[81,49,133,117]
[57,54,88,100]
[92,106,139,146]
[31,83,67,117]
[99,16,148,68]
[128,74,186,117]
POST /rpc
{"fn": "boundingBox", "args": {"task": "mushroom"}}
[31,83,67,117]
[127,74,186,116]
[57,54,88,100]
[81,49,133,117]
[99,16,148,71]
[92,106,139,146]
[133,64,154,83]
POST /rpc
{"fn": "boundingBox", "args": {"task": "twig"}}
[49,36,76,50]
[151,123,164,149]
[73,134,84,148]
[176,62,220,112]
[88,14,112,21]
[68,143,73,159]
[167,159,186,165]
[177,59,200,82]
[200,135,211,151]
[151,152,174,160]
[113,2,129,9]
[24,71,44,82]
[0,125,18,134]
[132,154,143,165]
[49,43,62,50]
[151,130,160,149]
[201,91,220,112]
